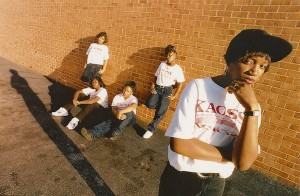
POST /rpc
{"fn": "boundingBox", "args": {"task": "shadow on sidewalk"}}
[10,69,114,196]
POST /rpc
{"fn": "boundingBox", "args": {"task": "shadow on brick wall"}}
[106,47,165,105]
[49,36,97,86]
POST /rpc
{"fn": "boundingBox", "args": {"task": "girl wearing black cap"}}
[159,29,292,196]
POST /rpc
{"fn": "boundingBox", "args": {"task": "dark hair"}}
[239,52,271,72]
[92,76,106,88]
[96,32,108,44]
[164,44,177,56]
[124,81,136,93]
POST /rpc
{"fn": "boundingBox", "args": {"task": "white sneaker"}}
[66,118,79,130]
[52,107,68,117]
[143,130,153,139]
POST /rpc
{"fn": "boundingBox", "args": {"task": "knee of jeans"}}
[146,101,157,109]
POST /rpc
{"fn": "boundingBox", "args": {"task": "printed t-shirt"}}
[111,94,138,114]
[86,43,109,65]
[155,61,185,86]
[82,87,108,108]
[165,78,261,178]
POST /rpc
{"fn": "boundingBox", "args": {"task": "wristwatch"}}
[244,110,260,116]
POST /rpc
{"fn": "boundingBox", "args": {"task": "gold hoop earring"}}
[224,67,228,75]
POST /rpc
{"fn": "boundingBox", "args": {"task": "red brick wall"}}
[0,0,299,188]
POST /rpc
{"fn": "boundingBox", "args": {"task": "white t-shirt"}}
[111,94,138,114]
[86,43,109,65]
[82,87,108,108]
[155,61,185,86]
[165,78,261,178]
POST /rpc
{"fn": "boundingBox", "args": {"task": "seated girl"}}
[51,76,108,130]
[81,81,138,141]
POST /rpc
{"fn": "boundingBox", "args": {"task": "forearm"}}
[73,90,81,101]
[112,107,118,117]
[78,99,95,105]
[119,103,137,114]
[77,97,99,105]
[232,116,259,170]
[102,60,108,72]
[170,137,230,162]
[172,82,183,98]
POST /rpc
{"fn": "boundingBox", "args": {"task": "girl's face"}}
[97,36,106,44]
[228,56,269,85]
[91,79,101,89]
[123,86,133,99]
[166,51,176,64]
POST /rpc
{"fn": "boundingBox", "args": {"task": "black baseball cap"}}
[224,29,292,63]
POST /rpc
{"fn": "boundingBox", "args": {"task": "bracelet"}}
[244,110,260,116]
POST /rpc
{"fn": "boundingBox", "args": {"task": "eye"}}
[260,64,268,70]
[245,60,254,66]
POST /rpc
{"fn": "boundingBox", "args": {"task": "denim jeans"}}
[159,162,225,196]
[80,63,103,82]
[89,111,136,138]
[146,85,173,132]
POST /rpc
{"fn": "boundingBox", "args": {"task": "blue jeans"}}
[89,111,136,138]
[159,162,225,196]
[146,85,173,132]
[80,64,103,83]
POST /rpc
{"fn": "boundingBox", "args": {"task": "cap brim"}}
[257,35,292,62]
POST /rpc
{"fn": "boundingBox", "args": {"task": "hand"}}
[73,100,80,107]
[99,69,105,74]
[117,112,126,120]
[228,80,259,110]
[167,94,176,101]
[151,87,157,94]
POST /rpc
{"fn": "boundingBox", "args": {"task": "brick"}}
[253,160,271,171]
[258,5,279,12]
[286,104,300,112]
[291,144,300,152]
[275,157,295,168]
[278,5,300,12]
[268,148,287,159]
[283,135,300,144]
[251,0,271,5]
[279,146,299,157]
[279,62,300,71]
[241,5,259,11]
[270,168,289,178]
[287,13,300,20]
[256,19,275,26]
[271,0,293,5]
[274,107,295,117]
[264,159,283,169]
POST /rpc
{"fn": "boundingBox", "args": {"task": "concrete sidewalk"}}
[0,56,299,196]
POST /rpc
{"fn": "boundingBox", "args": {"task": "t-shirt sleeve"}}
[154,63,162,77]
[165,80,198,139]
[131,96,138,104]
[86,44,92,55]
[82,87,93,96]
[111,95,119,107]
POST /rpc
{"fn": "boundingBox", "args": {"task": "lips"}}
[243,76,256,84]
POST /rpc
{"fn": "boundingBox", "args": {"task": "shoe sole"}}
[81,129,93,141]
[51,113,68,117]
[110,135,119,140]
